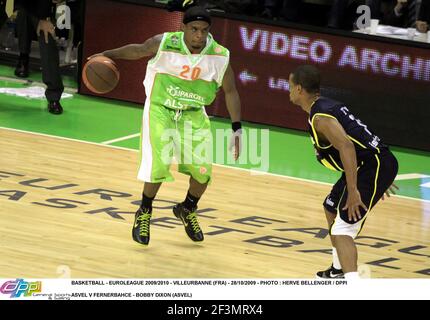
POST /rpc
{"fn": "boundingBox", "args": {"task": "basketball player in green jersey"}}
[289,65,398,279]
[89,6,241,245]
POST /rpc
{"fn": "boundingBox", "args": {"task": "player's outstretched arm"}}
[222,64,242,160]
[222,64,241,123]
[88,34,163,61]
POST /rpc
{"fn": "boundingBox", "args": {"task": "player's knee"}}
[330,222,360,239]
[323,207,336,216]
[331,232,354,239]
[192,174,211,185]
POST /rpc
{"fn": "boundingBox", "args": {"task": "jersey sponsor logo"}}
[163,98,185,109]
[166,85,206,104]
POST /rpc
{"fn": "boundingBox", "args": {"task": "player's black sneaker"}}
[316,265,344,279]
[173,203,204,242]
[132,207,152,245]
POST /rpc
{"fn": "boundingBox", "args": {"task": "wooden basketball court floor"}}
[1,128,429,279]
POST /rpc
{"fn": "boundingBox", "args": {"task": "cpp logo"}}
[0,279,42,298]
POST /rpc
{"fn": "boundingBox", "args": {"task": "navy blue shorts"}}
[323,150,398,237]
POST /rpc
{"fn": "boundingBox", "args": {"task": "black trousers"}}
[16,7,64,102]
[0,0,7,28]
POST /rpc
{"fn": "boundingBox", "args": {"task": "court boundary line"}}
[396,173,430,180]
[0,76,78,94]
[101,133,140,145]
[1,126,429,204]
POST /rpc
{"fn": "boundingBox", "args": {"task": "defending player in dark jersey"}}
[289,65,399,279]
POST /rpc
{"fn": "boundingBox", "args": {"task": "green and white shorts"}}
[137,103,212,184]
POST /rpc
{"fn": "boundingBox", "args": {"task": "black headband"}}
[183,6,211,25]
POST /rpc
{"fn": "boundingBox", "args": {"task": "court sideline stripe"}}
[101,133,140,145]
[0,76,78,93]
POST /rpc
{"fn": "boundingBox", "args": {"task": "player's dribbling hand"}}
[229,129,242,161]
[381,183,399,200]
[343,189,368,222]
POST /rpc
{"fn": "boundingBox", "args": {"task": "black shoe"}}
[132,207,152,245]
[316,265,344,279]
[48,101,63,115]
[173,203,204,242]
[14,59,29,78]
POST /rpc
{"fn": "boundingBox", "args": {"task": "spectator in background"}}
[68,0,83,49]
[416,0,429,31]
[392,0,421,27]
[261,0,301,22]
[369,0,424,28]
[14,0,64,114]
[328,0,368,29]
[0,1,7,28]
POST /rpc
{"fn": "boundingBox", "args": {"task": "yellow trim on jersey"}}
[347,135,367,149]
[348,135,381,154]
[328,185,344,237]
[357,216,370,238]
[331,185,347,236]
[357,154,380,236]
[328,219,336,236]
[328,155,344,171]
[367,154,380,210]
[310,113,336,149]
[321,158,338,171]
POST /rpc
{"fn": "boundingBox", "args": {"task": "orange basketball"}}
[82,55,120,94]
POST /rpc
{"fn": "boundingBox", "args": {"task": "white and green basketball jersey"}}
[143,32,230,110]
